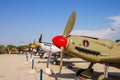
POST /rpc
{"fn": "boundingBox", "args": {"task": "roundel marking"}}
[83,40,89,47]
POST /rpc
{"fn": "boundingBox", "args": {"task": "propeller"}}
[35,34,42,52]
[52,11,76,73]
[59,47,64,73]
[63,11,76,37]
[39,34,42,43]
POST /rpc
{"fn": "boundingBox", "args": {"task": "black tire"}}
[76,69,84,77]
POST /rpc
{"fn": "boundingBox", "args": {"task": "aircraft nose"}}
[52,35,67,48]
[35,42,41,46]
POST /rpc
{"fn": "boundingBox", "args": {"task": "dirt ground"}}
[0,54,120,80]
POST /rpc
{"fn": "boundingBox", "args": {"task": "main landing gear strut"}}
[76,63,109,80]
[98,63,109,80]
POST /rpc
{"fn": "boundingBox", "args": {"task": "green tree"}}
[6,45,16,50]
[17,45,28,51]
[0,45,6,54]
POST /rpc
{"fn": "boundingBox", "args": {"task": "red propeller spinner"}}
[52,35,68,48]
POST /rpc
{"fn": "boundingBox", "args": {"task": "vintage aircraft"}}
[39,35,60,55]
[52,11,120,80]
[36,34,60,64]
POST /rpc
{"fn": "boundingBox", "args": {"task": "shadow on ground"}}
[50,67,120,80]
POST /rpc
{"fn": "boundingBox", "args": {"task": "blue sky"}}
[0,0,120,46]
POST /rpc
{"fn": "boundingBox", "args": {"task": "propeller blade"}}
[63,11,76,37]
[39,34,42,43]
[59,47,64,73]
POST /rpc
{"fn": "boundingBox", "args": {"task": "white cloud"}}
[70,16,120,41]
[108,16,120,28]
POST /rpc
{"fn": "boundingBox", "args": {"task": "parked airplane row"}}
[31,11,120,80]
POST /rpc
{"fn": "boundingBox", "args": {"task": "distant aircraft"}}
[36,34,60,64]
[115,39,120,43]
[52,11,120,80]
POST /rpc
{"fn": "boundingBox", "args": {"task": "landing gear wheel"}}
[53,60,57,65]
[50,59,58,65]
[76,69,93,79]
[76,69,84,76]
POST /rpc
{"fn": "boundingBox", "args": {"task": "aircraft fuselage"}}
[65,35,120,63]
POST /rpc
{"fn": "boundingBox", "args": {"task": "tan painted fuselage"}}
[65,35,120,63]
